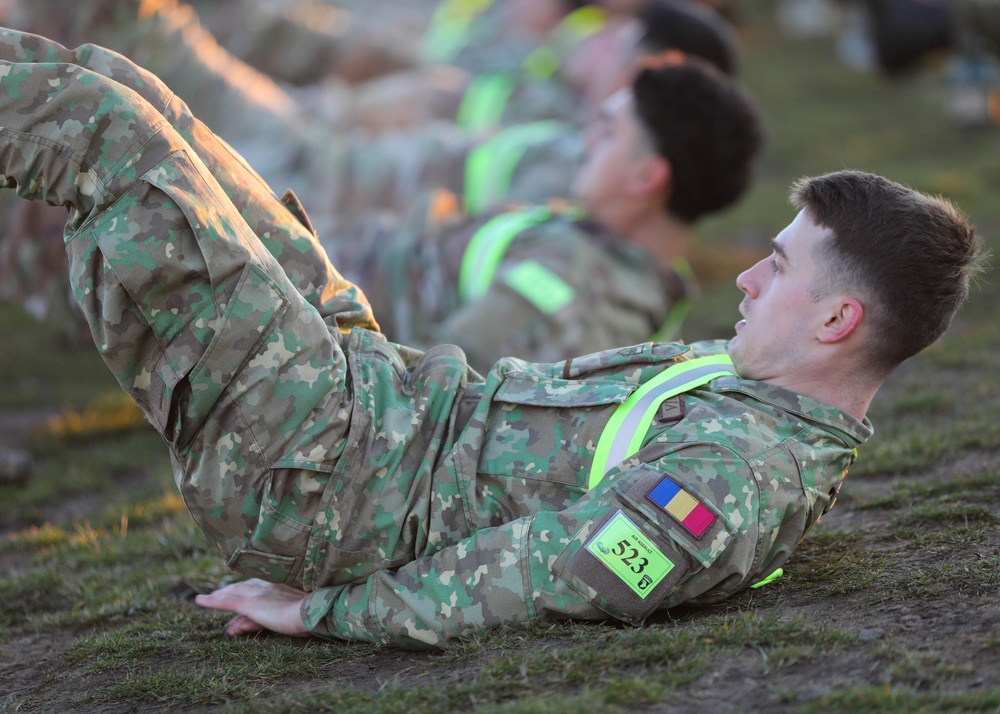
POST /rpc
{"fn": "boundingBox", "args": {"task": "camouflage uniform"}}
[186,0,428,86]
[326,202,694,372]
[0,31,871,650]
[0,0,585,338]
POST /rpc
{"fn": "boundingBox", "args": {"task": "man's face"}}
[571,88,655,222]
[728,210,834,381]
[562,17,641,115]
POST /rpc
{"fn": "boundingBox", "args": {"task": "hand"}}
[195,578,311,638]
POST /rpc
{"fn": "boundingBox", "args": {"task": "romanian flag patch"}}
[646,476,716,538]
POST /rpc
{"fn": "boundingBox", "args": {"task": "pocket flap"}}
[493,372,636,408]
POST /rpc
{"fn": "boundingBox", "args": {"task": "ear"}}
[818,297,864,343]
[629,154,671,198]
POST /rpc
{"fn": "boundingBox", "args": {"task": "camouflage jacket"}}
[299,338,871,648]
[324,203,693,372]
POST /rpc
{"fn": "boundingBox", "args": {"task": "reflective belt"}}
[422,0,495,62]
[649,257,695,344]
[456,71,518,133]
[464,120,571,215]
[523,6,608,79]
[459,204,582,303]
[588,355,737,490]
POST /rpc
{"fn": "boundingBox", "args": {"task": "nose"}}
[736,258,765,298]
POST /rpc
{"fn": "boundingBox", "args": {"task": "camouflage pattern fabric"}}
[325,203,694,372]
[0,30,871,650]
[0,0,584,338]
[186,0,426,86]
[3,0,585,224]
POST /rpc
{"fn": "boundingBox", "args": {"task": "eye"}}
[769,257,781,273]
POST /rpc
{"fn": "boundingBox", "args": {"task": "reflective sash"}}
[464,120,571,215]
[456,71,518,133]
[459,204,583,303]
[422,0,495,62]
[588,355,736,490]
[523,6,608,79]
[649,257,695,344]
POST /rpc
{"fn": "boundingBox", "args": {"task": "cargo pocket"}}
[175,262,288,451]
[226,466,326,586]
[554,504,690,625]
[554,461,737,624]
[476,372,636,482]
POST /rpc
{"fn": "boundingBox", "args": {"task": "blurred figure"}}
[0,0,749,344]
[776,0,1000,127]
[321,55,764,370]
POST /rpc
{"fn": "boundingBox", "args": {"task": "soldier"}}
[193,0,604,85]
[0,3,761,354]
[323,52,764,371]
[0,29,983,649]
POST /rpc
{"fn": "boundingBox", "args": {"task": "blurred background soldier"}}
[321,55,764,371]
[0,0,750,348]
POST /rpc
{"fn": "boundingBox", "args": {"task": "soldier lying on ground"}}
[0,29,984,649]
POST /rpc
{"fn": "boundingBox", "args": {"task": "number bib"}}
[585,511,676,598]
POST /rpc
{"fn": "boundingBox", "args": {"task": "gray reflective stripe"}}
[604,361,735,470]
[588,355,736,490]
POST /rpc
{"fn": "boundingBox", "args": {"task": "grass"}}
[3,0,1000,710]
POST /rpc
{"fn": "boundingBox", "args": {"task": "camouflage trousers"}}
[0,30,447,588]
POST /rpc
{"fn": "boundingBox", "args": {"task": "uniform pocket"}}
[477,373,635,481]
[175,263,288,450]
[227,465,328,587]
[554,504,690,625]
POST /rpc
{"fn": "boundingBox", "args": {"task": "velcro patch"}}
[502,260,575,314]
[646,476,717,538]
[561,508,689,623]
[584,511,676,598]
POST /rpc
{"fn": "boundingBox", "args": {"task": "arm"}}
[301,442,746,650]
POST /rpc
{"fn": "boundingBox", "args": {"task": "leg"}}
[0,28,377,332]
[0,57,354,584]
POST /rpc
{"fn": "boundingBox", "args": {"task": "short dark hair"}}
[637,0,741,75]
[792,170,987,372]
[632,53,764,222]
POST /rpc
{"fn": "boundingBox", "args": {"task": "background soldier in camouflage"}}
[323,54,764,371]
[0,0,749,348]
[0,30,983,649]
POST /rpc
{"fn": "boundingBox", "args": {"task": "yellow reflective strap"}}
[464,120,572,214]
[459,206,554,303]
[523,5,609,78]
[422,0,496,61]
[502,260,575,314]
[749,568,784,589]
[649,257,696,344]
[588,354,736,490]
[456,71,518,133]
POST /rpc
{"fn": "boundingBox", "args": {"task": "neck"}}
[618,208,692,269]
[770,360,880,422]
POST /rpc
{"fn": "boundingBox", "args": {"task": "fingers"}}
[226,614,266,637]
[194,578,271,612]
[193,578,311,638]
